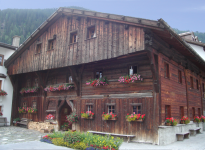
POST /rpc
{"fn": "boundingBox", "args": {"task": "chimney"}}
[12,35,21,47]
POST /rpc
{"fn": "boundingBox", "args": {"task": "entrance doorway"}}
[59,101,72,130]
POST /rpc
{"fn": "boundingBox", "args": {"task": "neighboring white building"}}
[179,32,205,61]
[0,36,20,125]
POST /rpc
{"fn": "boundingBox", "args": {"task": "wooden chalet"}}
[5,8,205,144]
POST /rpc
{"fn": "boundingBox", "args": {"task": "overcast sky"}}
[0,0,205,32]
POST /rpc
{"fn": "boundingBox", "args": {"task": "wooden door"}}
[59,102,72,129]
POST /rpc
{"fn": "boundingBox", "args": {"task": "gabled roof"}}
[0,42,16,50]
[4,7,205,72]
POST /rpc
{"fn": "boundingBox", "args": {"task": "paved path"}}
[0,126,47,145]
[1,126,205,150]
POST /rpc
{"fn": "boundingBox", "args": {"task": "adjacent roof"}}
[4,7,205,72]
[0,42,17,50]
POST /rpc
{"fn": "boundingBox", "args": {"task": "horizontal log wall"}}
[75,97,157,144]
[82,53,153,95]
[7,16,145,75]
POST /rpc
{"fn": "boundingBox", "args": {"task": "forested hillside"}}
[0,8,205,45]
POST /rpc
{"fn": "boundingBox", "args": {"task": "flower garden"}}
[40,131,123,150]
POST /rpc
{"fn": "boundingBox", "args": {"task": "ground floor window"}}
[108,105,115,114]
[180,106,184,119]
[165,105,171,118]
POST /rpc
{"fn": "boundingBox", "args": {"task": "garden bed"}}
[40,130,123,150]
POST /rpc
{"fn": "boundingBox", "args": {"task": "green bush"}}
[52,138,69,147]
[185,119,190,124]
[64,131,84,143]
[172,120,178,126]
[48,131,65,139]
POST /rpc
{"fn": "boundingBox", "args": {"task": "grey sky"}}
[0,0,205,32]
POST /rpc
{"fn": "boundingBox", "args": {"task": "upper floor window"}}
[133,105,141,114]
[178,70,182,83]
[87,26,96,39]
[0,54,4,66]
[129,65,138,75]
[196,79,199,90]
[190,76,194,89]
[32,101,37,109]
[95,71,102,79]
[70,31,77,43]
[22,102,27,108]
[48,39,54,50]
[164,62,169,78]
[36,43,42,53]
[27,79,31,87]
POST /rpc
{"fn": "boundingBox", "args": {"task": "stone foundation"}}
[28,121,58,133]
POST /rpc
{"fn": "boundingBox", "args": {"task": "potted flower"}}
[86,77,108,86]
[18,107,27,113]
[20,87,39,95]
[194,116,201,123]
[126,113,145,122]
[200,116,205,122]
[66,112,79,125]
[118,74,143,84]
[165,117,177,126]
[44,83,74,92]
[0,90,7,96]
[28,107,37,113]
[61,122,70,131]
[13,118,20,126]
[81,111,95,119]
[0,111,3,116]
[180,116,190,124]
[102,112,117,121]
[45,114,55,121]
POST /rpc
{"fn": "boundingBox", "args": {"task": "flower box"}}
[81,116,94,119]
[0,90,7,96]
[126,118,144,122]
[20,87,39,95]
[165,123,172,126]
[118,74,143,84]
[180,120,185,124]
[44,83,74,92]
[86,77,108,86]
[102,116,117,121]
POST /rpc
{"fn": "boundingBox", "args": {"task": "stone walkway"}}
[0,126,47,145]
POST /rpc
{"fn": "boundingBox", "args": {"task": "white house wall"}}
[0,46,15,125]
[188,43,205,61]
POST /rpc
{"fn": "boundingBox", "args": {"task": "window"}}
[129,65,138,75]
[34,78,38,87]
[178,70,182,83]
[70,32,77,43]
[0,80,2,90]
[48,39,54,50]
[87,26,96,39]
[27,79,31,87]
[87,105,93,112]
[133,105,141,114]
[164,63,169,78]
[190,76,194,88]
[69,76,73,83]
[180,106,184,119]
[108,105,115,114]
[202,83,205,98]
[0,54,4,66]
[198,108,201,116]
[32,101,37,109]
[36,43,42,53]
[196,79,199,90]
[95,71,102,79]
[192,107,195,118]
[165,105,171,119]
[0,106,1,111]
[22,102,27,108]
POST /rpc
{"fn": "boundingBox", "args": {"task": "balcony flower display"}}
[200,116,205,122]
[126,113,145,122]
[81,111,94,119]
[165,117,177,126]
[86,77,108,86]
[46,114,55,120]
[194,116,201,123]
[102,112,117,120]
[0,90,7,96]
[44,83,74,92]
[18,107,27,113]
[118,74,143,84]
[180,116,190,124]
[20,87,39,95]
[28,107,37,113]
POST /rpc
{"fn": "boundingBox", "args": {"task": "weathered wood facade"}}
[5,8,205,144]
